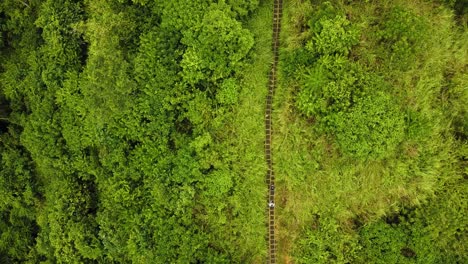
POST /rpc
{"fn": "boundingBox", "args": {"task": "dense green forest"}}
[0,0,267,262]
[0,0,466,263]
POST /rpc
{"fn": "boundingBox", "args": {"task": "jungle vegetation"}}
[276,0,467,263]
[0,0,466,263]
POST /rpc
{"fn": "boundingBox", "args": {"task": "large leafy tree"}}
[181,3,254,85]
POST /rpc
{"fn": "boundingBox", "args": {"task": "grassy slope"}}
[229,0,273,262]
[275,1,319,262]
[275,0,467,263]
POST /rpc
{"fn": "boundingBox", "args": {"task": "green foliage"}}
[280,0,468,262]
[0,0,264,262]
[376,6,430,69]
[181,3,254,84]
[0,129,38,262]
[226,0,259,17]
[0,96,9,121]
[216,78,240,105]
[291,2,408,160]
[294,215,359,264]
[41,177,101,263]
[295,52,404,159]
[1,0,465,262]
[281,47,315,80]
[357,176,468,263]
[158,0,211,31]
[331,92,405,160]
[357,220,412,264]
[296,55,365,117]
[434,0,458,8]
[306,14,359,56]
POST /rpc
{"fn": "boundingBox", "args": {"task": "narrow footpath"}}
[266,0,282,263]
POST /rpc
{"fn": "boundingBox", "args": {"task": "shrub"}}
[281,48,315,80]
[295,53,404,160]
[304,2,359,56]
[331,92,405,160]
[377,7,429,69]
[296,55,364,118]
[226,0,259,17]
[306,15,360,56]
[181,3,254,84]
[216,78,239,105]
[294,216,359,264]
[357,220,412,264]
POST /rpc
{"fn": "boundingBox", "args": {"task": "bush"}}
[306,15,359,56]
[295,53,404,160]
[294,216,359,264]
[226,0,259,17]
[377,6,429,69]
[216,78,239,105]
[357,220,412,264]
[281,48,315,80]
[181,3,254,84]
[357,178,468,263]
[331,92,405,160]
[296,55,365,118]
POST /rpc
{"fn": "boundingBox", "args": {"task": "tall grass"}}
[227,0,274,262]
[275,0,467,263]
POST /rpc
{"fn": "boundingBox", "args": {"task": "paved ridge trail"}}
[266,0,282,263]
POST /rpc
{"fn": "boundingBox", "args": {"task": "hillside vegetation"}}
[1,0,268,262]
[276,0,467,263]
[0,0,466,263]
